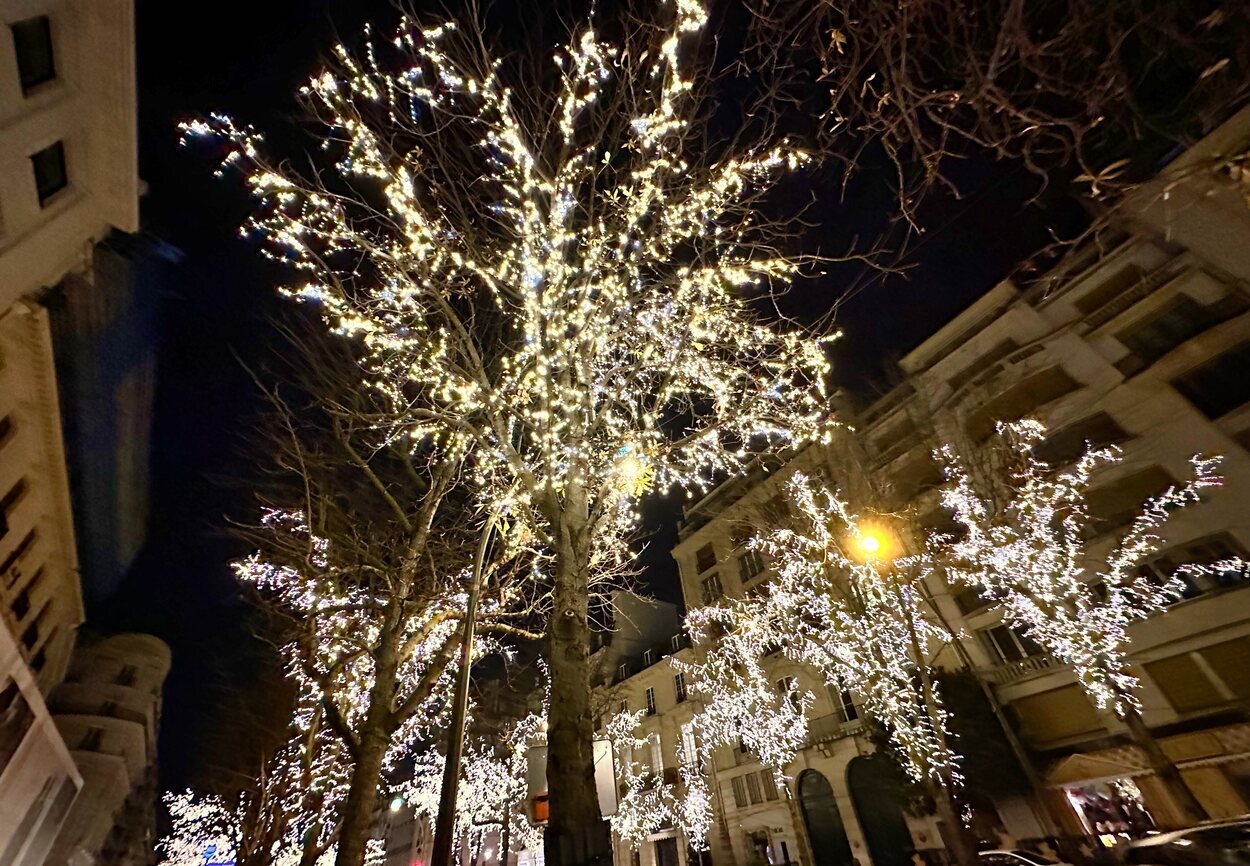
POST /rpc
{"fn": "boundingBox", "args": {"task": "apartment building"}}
[664,109,1250,866]
[45,633,171,866]
[0,0,168,861]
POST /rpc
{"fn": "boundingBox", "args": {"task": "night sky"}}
[94,0,1085,792]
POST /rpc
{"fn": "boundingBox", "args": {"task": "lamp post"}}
[431,510,502,866]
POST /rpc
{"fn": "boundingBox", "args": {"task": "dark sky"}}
[96,0,1085,792]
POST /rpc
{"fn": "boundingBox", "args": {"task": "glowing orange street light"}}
[852,527,892,562]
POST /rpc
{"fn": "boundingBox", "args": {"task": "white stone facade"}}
[643,109,1250,866]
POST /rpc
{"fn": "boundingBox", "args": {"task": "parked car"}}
[979,850,1071,866]
[1118,819,1250,864]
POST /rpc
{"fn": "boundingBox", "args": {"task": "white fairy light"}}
[940,419,1239,716]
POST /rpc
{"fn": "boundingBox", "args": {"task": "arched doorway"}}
[797,770,853,866]
[846,757,915,866]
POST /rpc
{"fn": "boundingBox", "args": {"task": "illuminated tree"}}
[399,702,546,862]
[227,327,541,866]
[605,709,713,852]
[939,418,1242,824]
[182,2,832,861]
[158,699,351,866]
[680,472,980,866]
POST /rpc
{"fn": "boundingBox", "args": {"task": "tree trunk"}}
[336,607,404,866]
[544,502,609,866]
[929,782,979,866]
[1121,707,1207,826]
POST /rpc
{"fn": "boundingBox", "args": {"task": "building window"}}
[20,610,41,650]
[618,699,628,715]
[827,682,858,723]
[1086,465,1177,535]
[745,772,763,805]
[966,366,1082,444]
[78,726,104,752]
[2,529,37,586]
[670,633,686,653]
[978,623,1043,665]
[645,687,656,716]
[1034,412,1130,466]
[31,141,67,206]
[776,676,802,714]
[700,573,723,605]
[738,548,765,582]
[617,662,629,682]
[642,649,654,666]
[1074,264,1147,315]
[760,770,779,801]
[0,416,13,450]
[0,479,28,530]
[695,543,717,574]
[674,673,687,703]
[100,700,118,718]
[730,775,748,808]
[1117,295,1219,374]
[1139,534,1248,599]
[10,588,29,622]
[11,17,55,94]
[947,339,1020,393]
[649,738,663,774]
[115,665,138,687]
[1172,341,1250,419]
[0,679,34,771]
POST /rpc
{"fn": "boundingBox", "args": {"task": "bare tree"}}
[749,0,1250,224]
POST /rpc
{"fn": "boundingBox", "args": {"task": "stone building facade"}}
[614,108,1250,866]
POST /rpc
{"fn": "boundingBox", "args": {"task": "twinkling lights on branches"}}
[678,470,962,841]
[181,0,834,590]
[606,710,713,850]
[398,702,546,857]
[940,419,1240,715]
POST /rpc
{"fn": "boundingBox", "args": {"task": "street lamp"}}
[851,526,892,562]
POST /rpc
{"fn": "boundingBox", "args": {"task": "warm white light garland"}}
[940,419,1239,715]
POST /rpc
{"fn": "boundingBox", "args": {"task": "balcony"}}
[982,654,1061,685]
[805,714,865,748]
